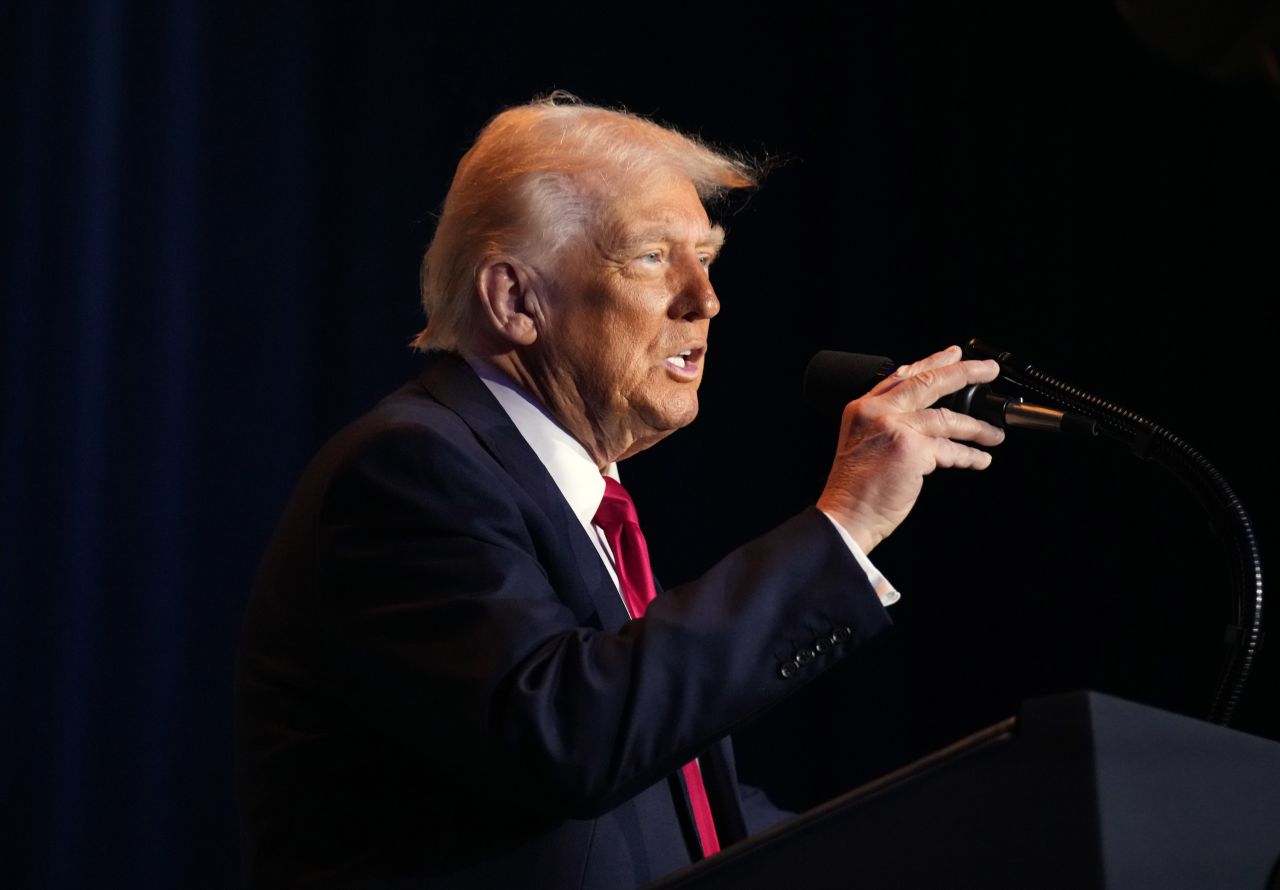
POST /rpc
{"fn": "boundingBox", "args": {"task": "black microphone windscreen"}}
[803,351,896,413]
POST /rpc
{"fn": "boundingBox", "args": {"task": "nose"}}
[670,257,721,322]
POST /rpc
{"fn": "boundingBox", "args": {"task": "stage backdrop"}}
[3,2,1276,887]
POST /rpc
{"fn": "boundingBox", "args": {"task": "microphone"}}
[803,350,1097,436]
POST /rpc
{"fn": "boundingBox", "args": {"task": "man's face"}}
[532,174,725,462]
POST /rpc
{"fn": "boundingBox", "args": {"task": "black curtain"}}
[3,2,1277,887]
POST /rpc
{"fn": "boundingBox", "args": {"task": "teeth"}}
[680,350,692,357]
[669,355,687,368]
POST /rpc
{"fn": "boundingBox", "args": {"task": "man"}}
[236,94,1003,888]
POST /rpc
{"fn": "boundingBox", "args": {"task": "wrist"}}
[815,499,882,554]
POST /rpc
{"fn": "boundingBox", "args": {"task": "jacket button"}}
[779,659,799,679]
[796,648,815,665]
[813,637,831,654]
[831,625,852,644]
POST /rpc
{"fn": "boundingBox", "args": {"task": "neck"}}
[465,347,649,470]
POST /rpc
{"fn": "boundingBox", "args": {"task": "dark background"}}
[3,2,1277,887]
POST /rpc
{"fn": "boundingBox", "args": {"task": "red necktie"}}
[594,477,721,857]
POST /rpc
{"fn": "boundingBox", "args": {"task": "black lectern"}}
[650,692,1280,889]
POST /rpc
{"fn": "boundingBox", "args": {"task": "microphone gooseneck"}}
[963,338,1263,727]
[804,341,1262,726]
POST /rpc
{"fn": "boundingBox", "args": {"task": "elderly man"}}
[236,95,1003,888]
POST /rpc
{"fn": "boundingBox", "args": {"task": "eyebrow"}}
[619,223,727,255]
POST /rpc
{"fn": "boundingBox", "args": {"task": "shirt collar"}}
[466,357,618,528]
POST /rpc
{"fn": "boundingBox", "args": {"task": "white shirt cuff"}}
[819,510,901,607]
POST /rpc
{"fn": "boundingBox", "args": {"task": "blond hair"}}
[412,93,757,352]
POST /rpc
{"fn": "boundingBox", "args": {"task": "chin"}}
[655,396,700,433]
[629,393,698,440]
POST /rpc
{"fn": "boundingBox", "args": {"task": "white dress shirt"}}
[468,358,899,609]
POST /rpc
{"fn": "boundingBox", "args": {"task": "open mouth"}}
[664,347,705,376]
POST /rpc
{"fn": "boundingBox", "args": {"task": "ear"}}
[474,256,541,348]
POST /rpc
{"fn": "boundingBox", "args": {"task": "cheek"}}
[558,322,640,401]
[558,282,668,392]
[595,315,660,377]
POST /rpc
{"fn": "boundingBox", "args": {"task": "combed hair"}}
[412,93,759,352]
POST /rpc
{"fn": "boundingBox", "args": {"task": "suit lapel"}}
[417,353,632,631]
[417,354,749,851]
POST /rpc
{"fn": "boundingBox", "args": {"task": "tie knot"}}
[594,476,639,529]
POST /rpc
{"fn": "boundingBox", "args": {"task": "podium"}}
[649,692,1280,889]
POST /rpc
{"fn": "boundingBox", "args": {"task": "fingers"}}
[897,344,965,377]
[868,344,964,395]
[896,358,1000,404]
[869,345,999,403]
[928,436,995,471]
[909,406,1006,448]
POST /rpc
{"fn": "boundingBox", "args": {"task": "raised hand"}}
[816,345,1005,553]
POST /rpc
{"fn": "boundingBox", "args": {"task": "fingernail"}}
[895,364,909,377]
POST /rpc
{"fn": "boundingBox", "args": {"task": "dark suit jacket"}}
[236,353,892,888]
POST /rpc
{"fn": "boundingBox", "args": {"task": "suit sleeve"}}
[317,423,893,819]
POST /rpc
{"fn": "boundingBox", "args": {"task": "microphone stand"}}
[965,338,1263,727]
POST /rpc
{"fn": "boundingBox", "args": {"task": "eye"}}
[640,250,663,264]
[698,254,713,269]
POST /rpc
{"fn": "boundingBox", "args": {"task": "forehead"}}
[594,175,719,248]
